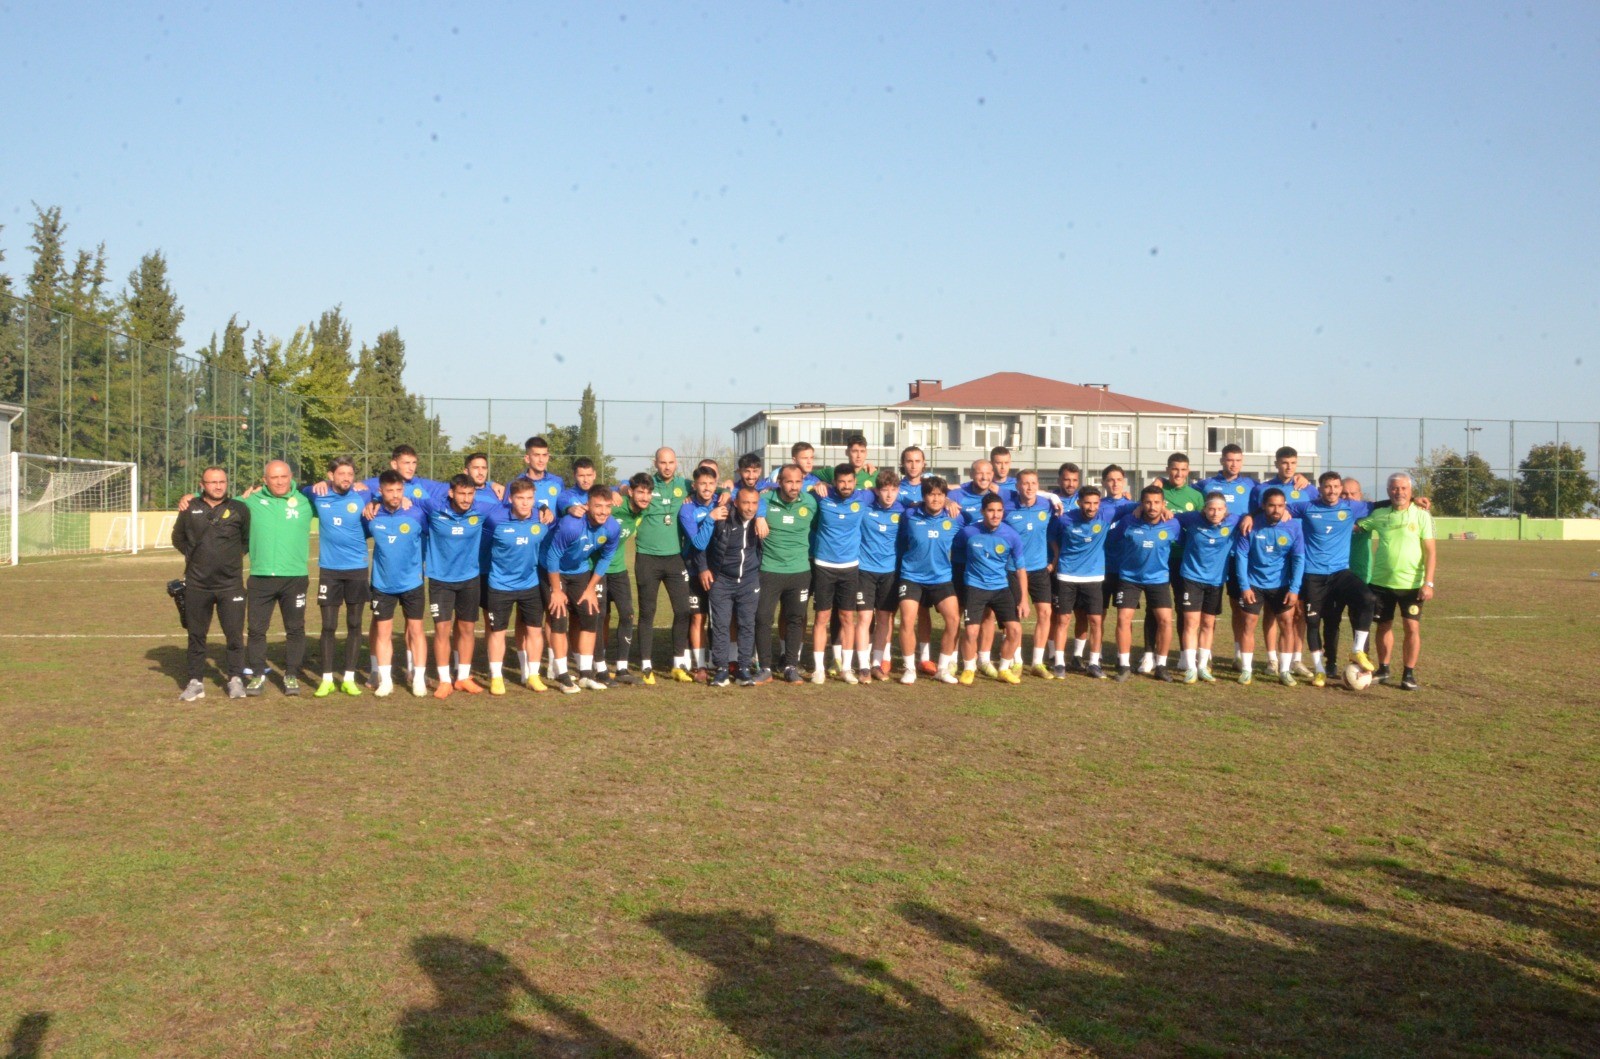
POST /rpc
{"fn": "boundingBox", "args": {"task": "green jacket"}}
[246,487,313,577]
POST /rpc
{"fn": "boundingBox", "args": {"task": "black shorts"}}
[1372,585,1426,623]
[856,569,898,612]
[485,586,545,631]
[550,574,607,634]
[811,565,860,613]
[1014,568,1051,606]
[1225,566,1244,600]
[317,567,370,608]
[1303,570,1371,623]
[898,579,956,608]
[1053,579,1105,617]
[1241,585,1293,617]
[963,585,1018,625]
[1114,582,1173,612]
[428,577,480,624]
[686,578,709,615]
[372,586,425,622]
[1176,578,1224,616]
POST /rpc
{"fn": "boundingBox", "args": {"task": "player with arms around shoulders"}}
[678,466,726,681]
[413,474,489,698]
[171,466,251,701]
[808,464,869,683]
[544,485,623,693]
[1172,492,1238,684]
[242,459,314,696]
[1233,486,1307,687]
[482,478,549,695]
[1003,470,1057,678]
[854,468,905,683]
[306,456,372,698]
[630,447,695,684]
[895,476,967,685]
[955,494,1029,685]
[1106,484,1181,683]
[754,464,818,684]
[1357,472,1436,691]
[1047,485,1116,679]
[363,470,429,697]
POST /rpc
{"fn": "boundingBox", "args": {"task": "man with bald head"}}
[626,446,695,682]
[241,459,315,695]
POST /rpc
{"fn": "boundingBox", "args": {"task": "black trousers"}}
[185,584,246,681]
[1306,569,1376,656]
[604,571,635,666]
[246,575,309,677]
[634,553,692,667]
[755,570,810,671]
[710,575,759,672]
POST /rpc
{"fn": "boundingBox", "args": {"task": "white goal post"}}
[2,452,139,566]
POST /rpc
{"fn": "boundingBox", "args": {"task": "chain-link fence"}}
[4,295,1596,517]
[0,293,302,508]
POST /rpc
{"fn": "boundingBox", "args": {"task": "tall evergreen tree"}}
[26,204,67,311]
[573,384,616,485]
[121,250,185,349]
[351,327,449,476]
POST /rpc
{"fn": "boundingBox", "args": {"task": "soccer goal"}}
[3,453,139,565]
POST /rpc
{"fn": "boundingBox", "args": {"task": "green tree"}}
[1515,442,1599,518]
[572,384,617,484]
[26,204,67,311]
[121,250,185,349]
[292,306,364,472]
[350,327,450,477]
[1409,446,1510,517]
[65,244,113,324]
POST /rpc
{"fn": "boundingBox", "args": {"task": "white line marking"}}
[1,633,183,639]
[1438,615,1538,620]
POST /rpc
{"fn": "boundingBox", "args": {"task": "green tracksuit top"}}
[246,487,313,577]
[633,474,691,557]
[607,499,650,574]
[760,492,818,574]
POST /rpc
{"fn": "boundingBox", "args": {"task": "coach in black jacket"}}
[170,466,251,700]
[705,486,765,686]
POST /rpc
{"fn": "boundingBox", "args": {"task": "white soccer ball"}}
[1343,663,1372,691]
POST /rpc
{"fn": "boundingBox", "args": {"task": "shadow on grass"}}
[143,645,190,685]
[900,861,1600,1057]
[399,936,648,1058]
[645,909,989,1057]
[4,1014,49,1059]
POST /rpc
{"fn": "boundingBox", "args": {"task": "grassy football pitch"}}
[1,541,1597,1057]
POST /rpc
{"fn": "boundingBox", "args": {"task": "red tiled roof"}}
[894,372,1195,414]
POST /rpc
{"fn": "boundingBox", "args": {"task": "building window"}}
[1156,424,1188,452]
[1207,427,1262,454]
[768,424,779,445]
[1036,415,1074,450]
[1098,422,1132,451]
[969,420,1009,451]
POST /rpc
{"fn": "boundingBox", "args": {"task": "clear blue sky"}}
[4,1,1597,421]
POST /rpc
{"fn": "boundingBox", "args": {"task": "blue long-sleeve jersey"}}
[1193,475,1256,520]
[678,495,720,571]
[1109,515,1182,585]
[897,506,966,585]
[1234,517,1306,594]
[1286,498,1374,576]
[1174,511,1239,586]
[361,474,445,505]
[546,514,622,577]
[812,489,867,566]
[953,482,1006,521]
[512,471,565,511]
[956,522,1024,590]
[1049,508,1117,580]
[554,485,594,517]
[364,504,426,595]
[304,486,371,571]
[896,479,924,506]
[484,509,547,591]
[1252,476,1313,510]
[1003,497,1054,571]
[858,497,904,575]
[419,498,485,581]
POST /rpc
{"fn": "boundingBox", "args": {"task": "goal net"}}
[3,453,139,565]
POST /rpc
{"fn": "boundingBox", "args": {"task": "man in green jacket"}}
[242,460,314,695]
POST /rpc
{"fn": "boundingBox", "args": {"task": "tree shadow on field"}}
[398,935,649,1058]
[900,859,1600,1057]
[4,1013,50,1059]
[645,909,989,1057]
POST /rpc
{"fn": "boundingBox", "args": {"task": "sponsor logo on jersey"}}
[1277,535,1289,545]
[1219,527,1230,536]
[674,487,684,497]
[468,515,479,525]
[1092,524,1102,534]
[1236,485,1246,494]
[995,543,1006,554]
[799,507,810,518]
[1338,511,1349,521]
[286,496,298,507]
[1038,511,1048,521]
[347,502,358,513]
[942,520,952,530]
[850,502,860,512]
[1158,530,1169,540]
[597,534,607,543]
[890,513,900,523]
[221,509,231,519]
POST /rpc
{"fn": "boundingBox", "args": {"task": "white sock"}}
[322,672,334,683]
[841,649,854,671]
[1012,650,1023,667]
[1139,651,1153,668]
[980,650,992,665]
[675,652,690,670]
[998,658,1012,671]
[918,642,931,661]
[938,652,955,672]
[1353,631,1369,652]
[813,651,826,672]
[595,659,609,674]
[1072,638,1086,658]
[378,664,392,681]
[436,665,450,683]
[1032,646,1046,665]
[904,650,917,671]
[1279,652,1295,673]
[1312,650,1325,674]
[456,663,471,681]
[641,660,653,671]
[404,649,413,671]
[578,654,593,673]
[1199,648,1212,668]
[1182,649,1196,670]
[617,660,629,671]
[343,670,355,683]
[554,657,568,675]
[1118,652,1131,667]
[963,658,977,672]
[1241,655,1254,674]
[1088,652,1101,665]
[830,644,842,665]
[871,648,885,667]
[489,661,503,678]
